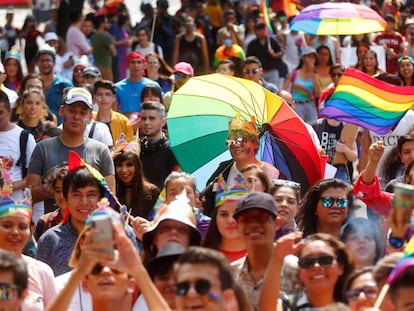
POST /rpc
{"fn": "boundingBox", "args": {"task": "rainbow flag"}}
[319,68,414,135]
[386,236,414,285]
[261,0,274,36]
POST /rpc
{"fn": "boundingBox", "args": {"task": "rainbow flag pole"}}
[261,0,274,36]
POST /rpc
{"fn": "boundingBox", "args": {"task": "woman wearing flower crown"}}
[113,134,159,218]
[0,185,57,310]
[202,174,247,262]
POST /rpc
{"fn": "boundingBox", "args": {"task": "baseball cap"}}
[145,242,185,277]
[233,191,277,219]
[173,62,194,76]
[44,32,58,42]
[37,44,56,58]
[127,51,146,63]
[301,46,317,57]
[64,87,93,109]
[83,66,101,77]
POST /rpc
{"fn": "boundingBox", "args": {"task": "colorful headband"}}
[85,197,126,228]
[228,111,257,140]
[5,47,22,62]
[114,133,140,155]
[0,186,32,220]
[214,174,248,207]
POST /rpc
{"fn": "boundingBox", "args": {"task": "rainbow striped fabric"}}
[319,68,414,135]
[260,0,274,36]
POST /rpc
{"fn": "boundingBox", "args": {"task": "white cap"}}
[44,32,58,42]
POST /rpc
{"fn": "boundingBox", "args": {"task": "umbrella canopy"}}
[290,2,386,35]
[167,73,322,193]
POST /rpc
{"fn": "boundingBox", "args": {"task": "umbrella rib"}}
[190,76,267,123]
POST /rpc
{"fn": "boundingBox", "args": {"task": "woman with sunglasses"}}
[297,178,353,238]
[343,267,379,311]
[259,232,354,311]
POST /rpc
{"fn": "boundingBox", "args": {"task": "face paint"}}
[246,147,252,155]
[63,116,67,123]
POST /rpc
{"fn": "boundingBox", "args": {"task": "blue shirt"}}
[45,75,73,125]
[115,77,158,113]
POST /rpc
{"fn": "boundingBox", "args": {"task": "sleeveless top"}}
[292,72,314,102]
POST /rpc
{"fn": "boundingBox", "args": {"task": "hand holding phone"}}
[91,215,114,256]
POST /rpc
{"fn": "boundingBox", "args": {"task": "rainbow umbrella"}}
[290,2,386,35]
[166,74,322,194]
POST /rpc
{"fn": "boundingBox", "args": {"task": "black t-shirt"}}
[140,138,178,189]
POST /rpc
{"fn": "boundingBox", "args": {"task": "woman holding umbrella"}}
[202,112,280,216]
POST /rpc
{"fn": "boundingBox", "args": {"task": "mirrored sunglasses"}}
[226,137,247,148]
[320,196,349,209]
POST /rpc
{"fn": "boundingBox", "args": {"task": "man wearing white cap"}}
[27,87,115,219]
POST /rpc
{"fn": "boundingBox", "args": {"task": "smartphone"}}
[91,215,114,255]
[392,183,414,238]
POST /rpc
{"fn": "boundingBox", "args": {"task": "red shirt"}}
[374,32,404,74]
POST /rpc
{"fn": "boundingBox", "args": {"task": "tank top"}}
[178,34,202,74]
[292,72,314,102]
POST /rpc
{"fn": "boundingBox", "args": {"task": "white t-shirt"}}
[0,125,36,200]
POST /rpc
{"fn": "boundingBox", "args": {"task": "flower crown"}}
[228,111,257,141]
[0,186,32,220]
[214,174,248,207]
[114,133,140,155]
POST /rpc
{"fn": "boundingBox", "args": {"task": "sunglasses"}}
[320,196,349,209]
[174,279,212,297]
[226,137,247,148]
[298,254,336,269]
[174,73,189,81]
[90,264,123,276]
[244,68,259,75]
[345,286,378,302]
[330,73,343,78]
[237,211,273,224]
[389,236,405,249]
[0,283,18,301]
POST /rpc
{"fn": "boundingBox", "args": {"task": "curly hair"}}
[298,233,355,302]
[297,178,353,237]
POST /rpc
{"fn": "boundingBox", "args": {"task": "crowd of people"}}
[0,0,414,310]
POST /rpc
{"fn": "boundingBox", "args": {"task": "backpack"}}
[16,130,31,178]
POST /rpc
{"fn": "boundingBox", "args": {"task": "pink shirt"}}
[23,255,57,311]
[66,26,91,57]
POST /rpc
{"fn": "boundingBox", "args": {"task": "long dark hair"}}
[297,179,353,237]
[317,45,333,66]
[201,204,222,249]
[298,233,355,302]
[114,151,157,218]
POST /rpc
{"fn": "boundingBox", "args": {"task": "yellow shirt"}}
[93,110,133,144]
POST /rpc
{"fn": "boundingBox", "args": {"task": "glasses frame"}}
[174,279,212,297]
[320,196,349,209]
[243,68,259,75]
[345,285,378,302]
[298,254,336,269]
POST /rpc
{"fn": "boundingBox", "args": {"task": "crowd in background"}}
[0,0,414,310]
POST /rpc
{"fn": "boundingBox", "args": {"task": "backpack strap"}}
[16,130,30,178]
[88,121,97,139]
